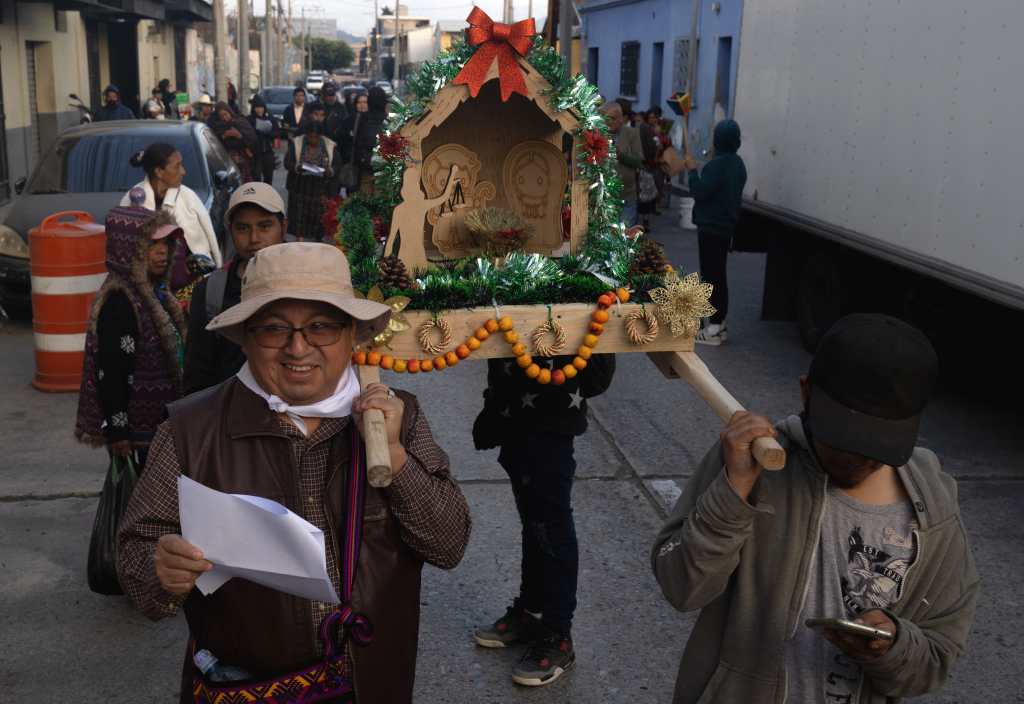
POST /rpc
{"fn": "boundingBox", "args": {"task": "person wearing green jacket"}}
[653,314,979,704]
[684,119,747,345]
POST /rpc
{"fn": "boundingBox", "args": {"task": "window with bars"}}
[619,41,640,98]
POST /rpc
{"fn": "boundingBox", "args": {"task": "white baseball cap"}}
[224,182,286,227]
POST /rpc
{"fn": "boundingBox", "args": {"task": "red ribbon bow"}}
[453,7,537,102]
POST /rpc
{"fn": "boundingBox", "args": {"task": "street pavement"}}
[1,201,1022,703]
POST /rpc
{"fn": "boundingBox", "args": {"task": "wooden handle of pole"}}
[356,365,394,487]
[654,351,787,470]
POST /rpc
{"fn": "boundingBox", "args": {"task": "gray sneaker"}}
[511,633,575,687]
[474,605,540,649]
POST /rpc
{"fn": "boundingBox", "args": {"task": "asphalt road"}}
[1,201,1021,703]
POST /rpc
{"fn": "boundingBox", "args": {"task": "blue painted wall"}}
[581,0,744,157]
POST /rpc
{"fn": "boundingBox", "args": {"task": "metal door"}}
[0,48,10,203]
[25,43,40,164]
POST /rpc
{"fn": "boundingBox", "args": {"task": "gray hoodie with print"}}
[652,415,979,704]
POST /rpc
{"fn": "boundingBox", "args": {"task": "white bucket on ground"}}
[679,197,696,230]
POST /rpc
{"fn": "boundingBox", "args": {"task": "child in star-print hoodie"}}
[471,352,615,685]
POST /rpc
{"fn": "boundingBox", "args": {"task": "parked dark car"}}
[257,86,312,122]
[0,120,239,313]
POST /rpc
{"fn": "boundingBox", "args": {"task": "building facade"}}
[580,0,743,155]
[0,0,211,207]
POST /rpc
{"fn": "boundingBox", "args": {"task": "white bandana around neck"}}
[236,361,361,436]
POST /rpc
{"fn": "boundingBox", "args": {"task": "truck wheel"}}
[797,251,843,352]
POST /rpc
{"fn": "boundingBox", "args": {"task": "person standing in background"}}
[190,95,214,123]
[321,84,348,144]
[284,121,341,241]
[210,102,258,183]
[157,79,179,119]
[600,101,643,227]
[95,85,136,121]
[122,143,223,290]
[75,206,187,470]
[349,87,388,194]
[247,95,280,184]
[282,86,306,135]
[183,183,286,394]
[683,119,747,346]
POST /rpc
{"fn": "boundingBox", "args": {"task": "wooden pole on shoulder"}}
[355,365,394,487]
[648,350,787,470]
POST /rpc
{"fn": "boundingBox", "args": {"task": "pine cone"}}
[631,238,672,275]
[378,255,415,291]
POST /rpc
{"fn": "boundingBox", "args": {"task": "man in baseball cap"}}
[183,182,287,393]
[653,314,979,704]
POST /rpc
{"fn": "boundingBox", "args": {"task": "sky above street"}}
[236,1,547,39]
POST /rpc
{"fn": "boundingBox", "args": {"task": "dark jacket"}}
[323,100,348,144]
[352,110,386,169]
[282,103,305,133]
[473,354,616,449]
[688,120,747,236]
[95,101,136,121]
[247,99,281,155]
[182,261,245,394]
[161,380,459,703]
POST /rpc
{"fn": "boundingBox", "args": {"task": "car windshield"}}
[28,132,206,196]
[265,88,295,103]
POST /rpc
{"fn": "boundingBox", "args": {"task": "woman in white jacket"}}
[121,143,223,287]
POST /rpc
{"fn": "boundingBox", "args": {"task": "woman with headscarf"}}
[75,202,187,468]
[349,86,388,193]
[122,143,223,290]
[210,101,258,182]
[284,120,341,241]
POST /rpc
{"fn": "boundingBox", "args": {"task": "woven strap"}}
[325,424,373,650]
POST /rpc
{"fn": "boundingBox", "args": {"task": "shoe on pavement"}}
[695,322,728,346]
[511,632,575,687]
[474,604,540,649]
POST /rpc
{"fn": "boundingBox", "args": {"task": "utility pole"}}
[394,0,400,91]
[239,0,250,107]
[264,0,273,86]
[558,0,572,70]
[373,0,380,78]
[528,0,533,20]
[504,0,513,23]
[276,1,285,84]
[287,0,293,82]
[213,0,227,100]
[686,0,700,96]
[300,7,306,76]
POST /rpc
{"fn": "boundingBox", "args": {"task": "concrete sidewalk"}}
[1,202,1021,702]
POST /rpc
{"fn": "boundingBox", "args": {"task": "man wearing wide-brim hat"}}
[118,242,471,703]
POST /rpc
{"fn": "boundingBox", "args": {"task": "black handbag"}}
[86,454,139,595]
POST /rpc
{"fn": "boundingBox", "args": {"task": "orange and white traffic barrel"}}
[29,211,106,392]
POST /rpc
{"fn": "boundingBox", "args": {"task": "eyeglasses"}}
[246,321,348,348]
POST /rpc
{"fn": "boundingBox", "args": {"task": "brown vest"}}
[168,378,423,703]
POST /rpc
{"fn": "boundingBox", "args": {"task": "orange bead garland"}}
[350,290,633,387]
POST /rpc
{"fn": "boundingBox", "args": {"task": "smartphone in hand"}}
[805,617,894,641]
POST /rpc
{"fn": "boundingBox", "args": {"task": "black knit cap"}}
[806,314,938,466]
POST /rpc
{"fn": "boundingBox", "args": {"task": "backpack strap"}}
[204,268,230,322]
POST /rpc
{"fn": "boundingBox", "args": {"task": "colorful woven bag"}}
[192,424,372,704]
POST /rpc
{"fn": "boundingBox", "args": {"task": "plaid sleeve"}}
[117,421,189,620]
[385,398,471,570]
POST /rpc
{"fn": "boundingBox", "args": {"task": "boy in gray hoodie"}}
[653,314,978,704]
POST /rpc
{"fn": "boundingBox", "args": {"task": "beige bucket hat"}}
[206,242,391,345]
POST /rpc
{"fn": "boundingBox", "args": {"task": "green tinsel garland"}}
[340,31,645,311]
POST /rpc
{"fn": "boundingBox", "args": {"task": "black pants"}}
[498,432,578,639]
[698,229,730,325]
[256,152,276,184]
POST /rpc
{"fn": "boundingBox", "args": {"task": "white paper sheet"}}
[177,476,339,604]
[300,163,326,176]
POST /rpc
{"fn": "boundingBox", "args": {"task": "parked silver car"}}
[0,120,239,313]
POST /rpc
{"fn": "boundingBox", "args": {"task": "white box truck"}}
[730,0,1024,351]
